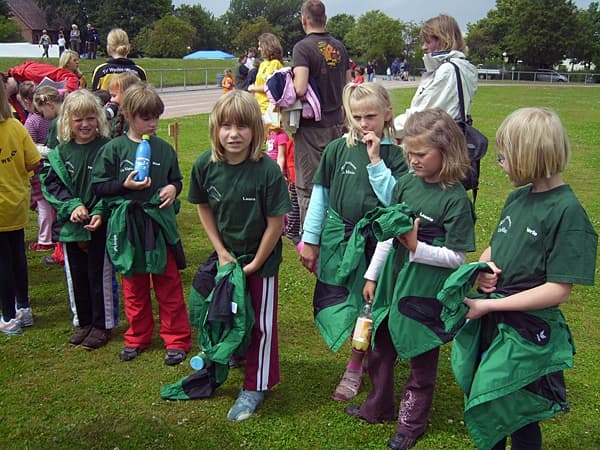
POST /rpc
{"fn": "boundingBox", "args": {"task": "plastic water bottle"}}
[351,302,373,352]
[190,353,206,371]
[133,134,151,181]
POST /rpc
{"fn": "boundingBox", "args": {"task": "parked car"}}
[535,69,568,82]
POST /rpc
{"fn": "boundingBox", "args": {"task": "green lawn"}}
[1,57,238,89]
[1,84,598,449]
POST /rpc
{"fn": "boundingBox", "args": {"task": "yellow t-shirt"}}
[255,59,283,114]
[0,118,40,231]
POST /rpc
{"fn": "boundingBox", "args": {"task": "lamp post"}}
[502,52,508,80]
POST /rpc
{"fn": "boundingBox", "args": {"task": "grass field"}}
[0,57,238,89]
[1,82,599,449]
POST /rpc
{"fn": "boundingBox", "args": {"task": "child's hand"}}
[158,184,176,209]
[463,297,491,320]
[123,171,151,190]
[217,250,236,267]
[476,262,502,293]
[84,215,102,231]
[70,205,90,223]
[299,242,319,272]
[363,280,377,302]
[362,130,381,164]
[397,218,419,252]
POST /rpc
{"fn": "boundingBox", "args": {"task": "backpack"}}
[446,60,488,205]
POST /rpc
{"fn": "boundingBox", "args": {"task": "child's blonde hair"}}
[33,85,63,111]
[496,107,569,186]
[209,90,264,163]
[403,108,470,187]
[57,89,110,143]
[342,82,395,147]
[107,28,131,57]
[420,14,465,53]
[120,83,164,120]
[108,72,143,99]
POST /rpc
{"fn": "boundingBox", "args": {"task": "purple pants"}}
[358,318,440,438]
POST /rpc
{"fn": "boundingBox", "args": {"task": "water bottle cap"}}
[142,134,150,140]
[190,355,205,370]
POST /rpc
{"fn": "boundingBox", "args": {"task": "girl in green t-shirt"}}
[455,108,597,450]
[346,108,475,450]
[188,90,291,422]
[299,82,407,403]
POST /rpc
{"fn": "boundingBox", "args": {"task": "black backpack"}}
[447,61,488,205]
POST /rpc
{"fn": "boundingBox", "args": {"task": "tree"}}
[568,3,600,69]
[326,13,355,42]
[174,4,220,51]
[0,15,23,42]
[466,0,579,69]
[344,10,405,66]
[232,16,283,56]
[220,0,303,54]
[133,15,195,58]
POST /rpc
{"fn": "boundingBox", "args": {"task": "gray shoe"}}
[227,390,264,422]
[15,307,33,327]
[0,318,23,336]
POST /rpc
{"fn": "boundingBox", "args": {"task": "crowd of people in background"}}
[0,1,597,449]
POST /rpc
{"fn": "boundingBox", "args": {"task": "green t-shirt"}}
[392,173,476,251]
[45,117,59,150]
[188,152,291,277]
[92,134,182,202]
[313,137,407,224]
[490,184,597,287]
[55,137,110,207]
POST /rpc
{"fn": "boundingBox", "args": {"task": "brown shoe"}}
[69,325,92,346]
[81,327,111,350]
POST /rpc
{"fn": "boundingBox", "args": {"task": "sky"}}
[172,0,595,30]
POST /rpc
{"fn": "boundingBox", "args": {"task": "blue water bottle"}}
[133,134,151,181]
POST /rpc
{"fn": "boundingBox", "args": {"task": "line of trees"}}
[1,0,599,72]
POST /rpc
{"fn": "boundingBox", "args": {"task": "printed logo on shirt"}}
[242,195,256,202]
[120,159,135,173]
[151,161,161,167]
[207,186,222,202]
[65,161,75,175]
[340,161,357,175]
[497,216,512,234]
[418,212,434,223]
[0,148,17,164]
[318,41,343,67]
[526,227,538,237]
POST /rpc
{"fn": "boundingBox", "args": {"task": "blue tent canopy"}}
[183,50,236,60]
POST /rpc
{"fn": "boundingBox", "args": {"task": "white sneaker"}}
[16,307,33,327]
[0,318,23,336]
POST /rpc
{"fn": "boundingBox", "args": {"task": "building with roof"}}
[6,0,49,44]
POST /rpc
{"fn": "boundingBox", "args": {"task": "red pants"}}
[242,273,280,391]
[121,249,191,351]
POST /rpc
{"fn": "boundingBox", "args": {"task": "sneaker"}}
[333,367,362,402]
[227,390,265,422]
[68,325,92,345]
[81,327,111,350]
[120,346,142,361]
[164,349,187,366]
[15,307,33,327]
[0,318,23,336]
[28,242,54,252]
[41,256,58,265]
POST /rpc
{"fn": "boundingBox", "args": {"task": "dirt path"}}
[160,79,419,119]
